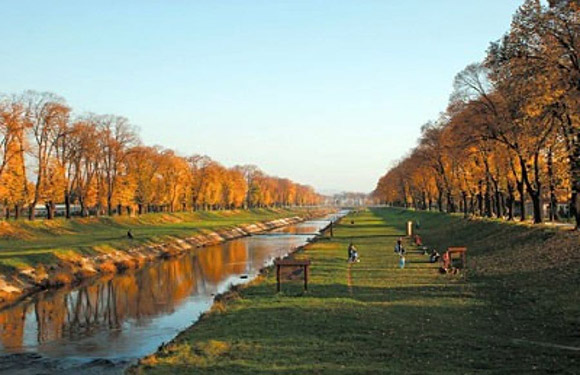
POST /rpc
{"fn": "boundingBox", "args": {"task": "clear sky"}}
[0,0,523,194]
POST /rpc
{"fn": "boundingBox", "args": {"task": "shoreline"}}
[127,208,580,374]
[128,215,339,373]
[0,209,334,310]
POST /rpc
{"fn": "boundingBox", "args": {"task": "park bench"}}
[442,247,467,269]
[274,259,311,292]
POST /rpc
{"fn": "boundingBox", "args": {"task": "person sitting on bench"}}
[429,249,440,263]
[347,242,360,263]
[349,248,360,263]
[439,251,456,273]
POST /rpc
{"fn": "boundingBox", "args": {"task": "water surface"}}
[0,212,346,373]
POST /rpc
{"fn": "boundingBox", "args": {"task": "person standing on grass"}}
[399,253,405,269]
[394,238,405,255]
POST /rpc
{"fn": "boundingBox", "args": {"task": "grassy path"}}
[132,208,579,374]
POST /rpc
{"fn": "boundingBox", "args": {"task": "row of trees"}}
[373,0,580,228]
[0,91,321,220]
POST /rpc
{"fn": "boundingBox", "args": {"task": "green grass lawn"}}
[0,208,310,274]
[130,208,580,374]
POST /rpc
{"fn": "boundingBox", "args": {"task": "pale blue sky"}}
[1,1,522,193]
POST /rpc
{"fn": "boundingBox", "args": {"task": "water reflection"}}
[0,214,344,360]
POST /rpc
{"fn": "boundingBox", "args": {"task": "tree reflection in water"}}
[0,217,338,359]
[0,239,250,351]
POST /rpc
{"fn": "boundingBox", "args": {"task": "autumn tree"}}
[22,91,70,220]
[96,115,136,216]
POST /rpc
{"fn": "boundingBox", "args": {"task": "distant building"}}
[331,192,370,207]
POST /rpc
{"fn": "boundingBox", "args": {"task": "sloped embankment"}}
[385,209,580,356]
[130,208,580,374]
[0,212,322,308]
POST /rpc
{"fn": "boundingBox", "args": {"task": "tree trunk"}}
[446,191,455,213]
[79,197,86,217]
[476,191,482,216]
[64,193,71,219]
[500,193,506,219]
[462,191,468,218]
[14,204,20,220]
[484,189,492,218]
[517,181,525,222]
[107,194,113,216]
[520,156,542,224]
[564,117,580,228]
[571,192,579,229]
[28,201,37,220]
[550,192,558,222]
[46,202,54,220]
[530,191,542,224]
[506,183,515,221]
[495,190,502,219]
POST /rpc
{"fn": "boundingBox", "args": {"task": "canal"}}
[0,211,346,374]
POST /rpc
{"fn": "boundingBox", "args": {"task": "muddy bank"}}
[0,212,328,309]
[0,353,127,375]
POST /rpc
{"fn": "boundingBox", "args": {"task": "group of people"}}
[346,227,450,272]
[346,237,408,267]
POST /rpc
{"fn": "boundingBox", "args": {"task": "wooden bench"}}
[274,259,311,292]
[442,247,467,269]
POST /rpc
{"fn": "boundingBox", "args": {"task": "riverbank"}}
[0,208,331,308]
[131,207,580,374]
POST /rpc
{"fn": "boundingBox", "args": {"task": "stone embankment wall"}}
[0,215,308,308]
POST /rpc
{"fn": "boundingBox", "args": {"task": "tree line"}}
[0,91,321,220]
[373,0,580,228]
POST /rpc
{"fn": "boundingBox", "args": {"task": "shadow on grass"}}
[155,296,579,375]
[339,234,403,240]
[335,224,390,230]
[245,281,467,304]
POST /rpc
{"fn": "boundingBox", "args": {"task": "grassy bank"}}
[131,208,580,374]
[0,208,313,275]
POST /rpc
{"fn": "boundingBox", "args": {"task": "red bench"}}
[442,247,467,269]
